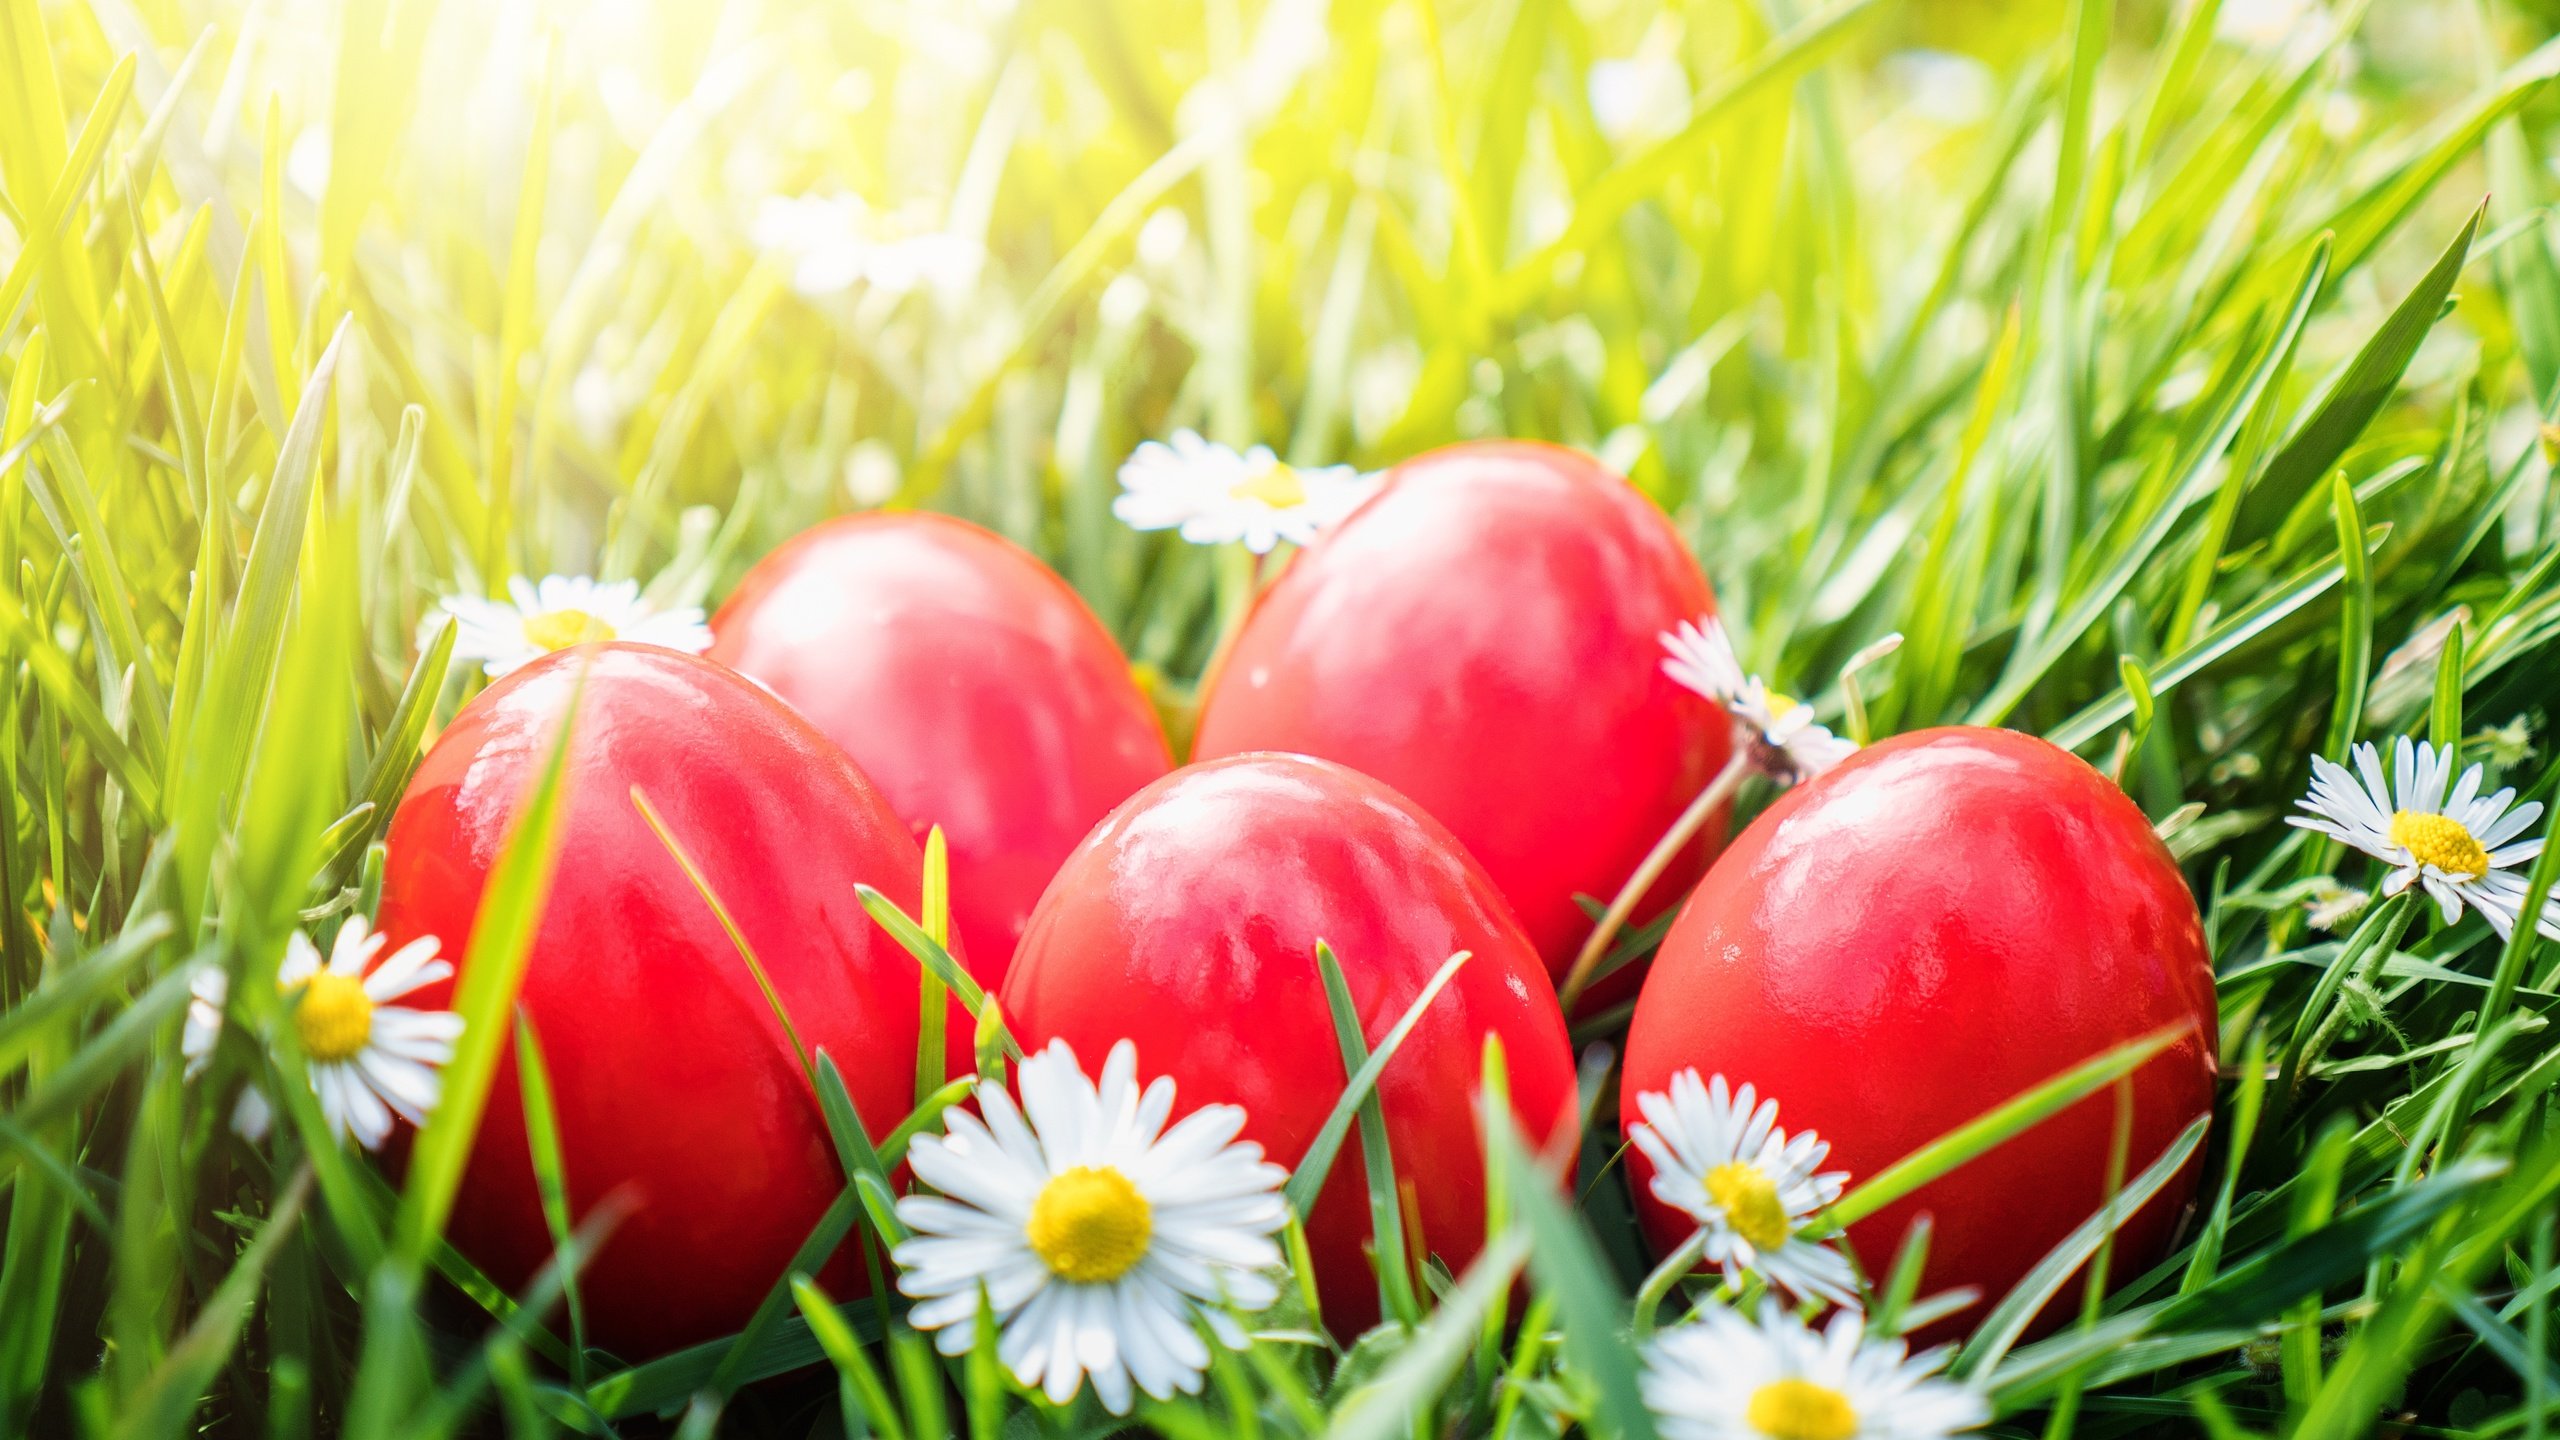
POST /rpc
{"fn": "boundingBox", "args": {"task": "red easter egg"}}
[1621,727,2218,1335]
[1192,441,1732,981]
[378,643,936,1358]
[707,513,1170,992]
[996,753,1580,1331]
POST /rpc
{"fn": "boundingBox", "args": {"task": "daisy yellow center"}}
[2390,810,2489,878]
[1228,460,1307,510]
[521,607,617,652]
[1763,691,1802,722]
[1705,1161,1792,1252]
[1746,1377,1858,1440]
[1026,1165,1153,1284]
[285,972,374,1063]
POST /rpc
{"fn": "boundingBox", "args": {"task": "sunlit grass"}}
[8,0,2560,1432]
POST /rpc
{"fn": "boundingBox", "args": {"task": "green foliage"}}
[8,0,2560,1434]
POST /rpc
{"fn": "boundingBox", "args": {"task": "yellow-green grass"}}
[8,0,2560,1433]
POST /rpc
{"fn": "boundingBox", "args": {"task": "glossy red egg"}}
[997,753,1581,1330]
[1621,726,2218,1334]
[378,643,935,1358]
[707,512,1170,992]
[1192,441,1732,981]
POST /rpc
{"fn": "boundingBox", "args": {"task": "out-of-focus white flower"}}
[285,127,331,199]
[184,964,228,1082]
[1881,49,1995,128]
[432,574,712,679]
[845,441,903,508]
[1113,431,1377,554]
[181,962,274,1139]
[1137,208,1191,270]
[1350,344,1421,445]
[1588,52,1691,143]
[752,192,983,299]
[2217,0,2323,52]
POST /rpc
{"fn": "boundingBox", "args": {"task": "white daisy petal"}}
[1113,430,1378,556]
[1626,1068,1858,1307]
[2294,737,2551,942]
[253,918,467,1152]
[1659,616,1855,784]
[183,963,230,1080]
[432,572,712,678]
[891,1036,1290,1414]
[1643,1303,1988,1440]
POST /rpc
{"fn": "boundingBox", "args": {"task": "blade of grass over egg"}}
[916,826,949,1108]
[1826,1023,2189,1231]
[813,1051,906,1249]
[2183,1025,2270,1294]
[395,663,581,1267]
[1954,1113,2208,1382]
[1313,940,1421,1328]
[856,882,1020,1061]
[1285,948,1473,1221]
[631,785,815,1085]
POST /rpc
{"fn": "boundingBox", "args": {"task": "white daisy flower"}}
[892,1038,1290,1415]
[432,574,712,679]
[1111,431,1376,555]
[1661,617,1857,782]
[751,191,983,299]
[1643,1303,1988,1440]
[1627,1071,1857,1307]
[2287,737,2560,941]
[276,919,465,1151]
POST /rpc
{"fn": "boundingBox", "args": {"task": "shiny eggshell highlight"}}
[1622,726,2217,1337]
[1193,441,1732,979]
[997,753,1581,1331]
[708,512,1170,990]
[378,643,935,1358]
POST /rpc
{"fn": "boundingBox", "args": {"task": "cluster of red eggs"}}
[373,441,2216,1359]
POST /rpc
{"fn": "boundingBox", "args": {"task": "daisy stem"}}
[1559,749,1751,1013]
[1630,1225,1712,1340]
[2280,891,2413,1102]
